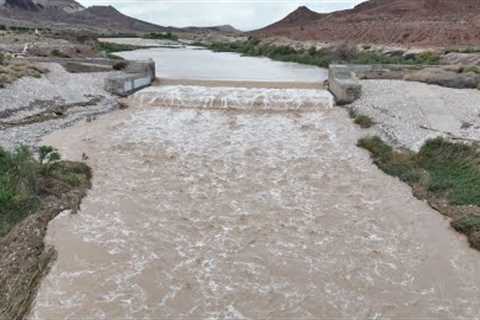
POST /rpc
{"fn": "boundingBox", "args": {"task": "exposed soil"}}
[0,161,91,320]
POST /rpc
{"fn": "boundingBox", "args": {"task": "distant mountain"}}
[68,6,171,33]
[183,24,241,34]
[2,0,83,13]
[254,0,480,47]
[0,0,170,33]
[0,1,244,35]
[256,6,323,34]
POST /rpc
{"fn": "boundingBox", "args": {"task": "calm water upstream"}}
[116,46,328,82]
[30,48,480,319]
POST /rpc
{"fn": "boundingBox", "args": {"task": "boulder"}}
[404,67,480,89]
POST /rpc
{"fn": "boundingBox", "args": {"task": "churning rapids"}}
[30,49,480,319]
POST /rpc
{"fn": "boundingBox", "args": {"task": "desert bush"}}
[144,32,178,41]
[207,40,440,67]
[0,146,89,237]
[113,61,128,70]
[349,109,375,128]
[50,49,70,58]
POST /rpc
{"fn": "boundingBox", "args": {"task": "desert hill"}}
[255,0,480,47]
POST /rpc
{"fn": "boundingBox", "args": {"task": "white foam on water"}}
[131,85,334,111]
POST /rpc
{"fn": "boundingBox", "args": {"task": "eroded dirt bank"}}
[29,86,480,319]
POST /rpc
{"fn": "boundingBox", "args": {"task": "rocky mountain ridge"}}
[255,0,480,47]
[0,0,172,32]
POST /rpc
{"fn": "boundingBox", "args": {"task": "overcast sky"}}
[78,0,366,31]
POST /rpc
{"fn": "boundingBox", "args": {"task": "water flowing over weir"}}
[30,84,480,319]
[129,85,334,111]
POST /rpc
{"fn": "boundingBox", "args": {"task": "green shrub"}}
[113,61,128,70]
[0,53,4,66]
[452,215,480,235]
[0,146,89,237]
[417,138,480,206]
[96,42,144,55]
[359,136,480,205]
[207,40,440,67]
[50,49,70,58]
[359,136,480,250]
[144,32,178,41]
[349,109,375,128]
[354,115,374,128]
[357,136,421,184]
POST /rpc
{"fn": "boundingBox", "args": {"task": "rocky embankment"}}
[0,62,121,149]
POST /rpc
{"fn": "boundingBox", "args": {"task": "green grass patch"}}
[359,136,480,250]
[416,138,480,206]
[357,136,421,184]
[96,41,145,56]
[358,136,480,205]
[452,215,480,235]
[206,39,441,67]
[349,109,375,128]
[0,146,90,237]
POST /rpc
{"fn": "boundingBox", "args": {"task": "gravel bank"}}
[351,80,480,150]
[0,63,120,150]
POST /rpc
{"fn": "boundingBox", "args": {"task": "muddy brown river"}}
[28,84,480,319]
[30,47,480,319]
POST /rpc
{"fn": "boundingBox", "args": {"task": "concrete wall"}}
[105,59,156,97]
[328,65,362,105]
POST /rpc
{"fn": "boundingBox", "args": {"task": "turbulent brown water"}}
[30,85,480,319]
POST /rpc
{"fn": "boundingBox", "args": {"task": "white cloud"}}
[78,0,366,31]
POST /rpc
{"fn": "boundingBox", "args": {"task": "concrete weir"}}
[328,64,362,105]
[104,59,156,96]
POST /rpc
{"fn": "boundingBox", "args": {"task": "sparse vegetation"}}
[50,49,70,58]
[0,146,90,237]
[96,41,146,59]
[0,145,91,320]
[206,39,441,67]
[445,47,480,54]
[358,136,480,250]
[349,109,375,128]
[144,32,178,41]
[113,61,128,70]
[0,59,47,88]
